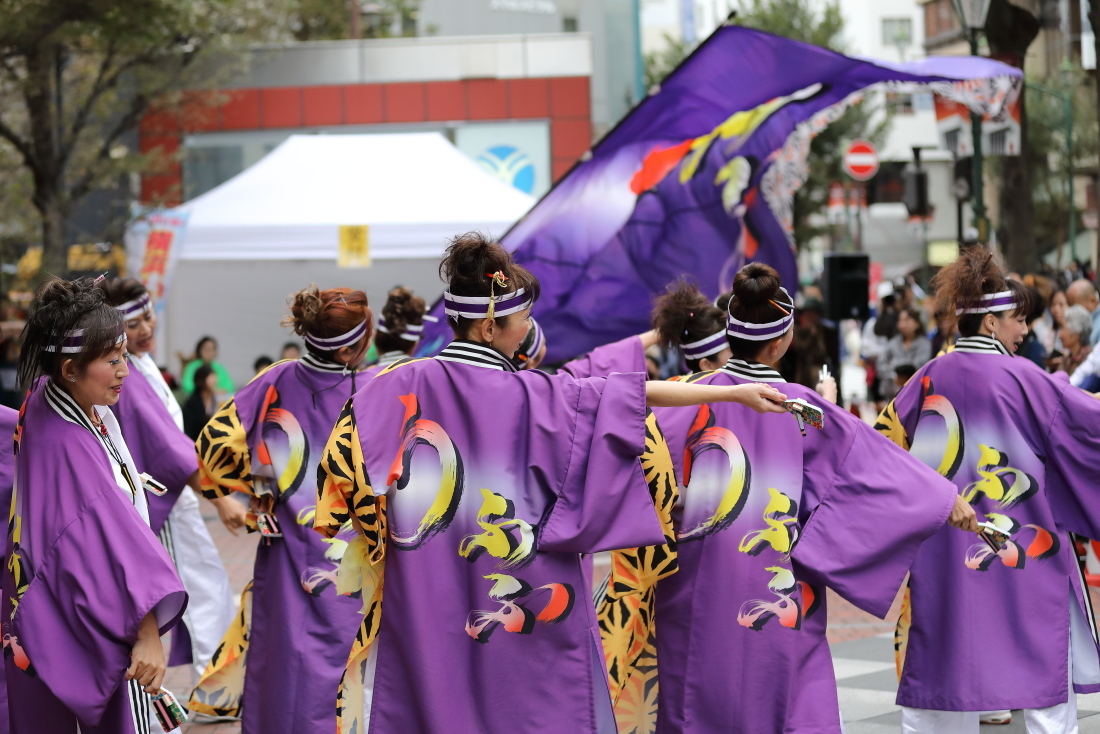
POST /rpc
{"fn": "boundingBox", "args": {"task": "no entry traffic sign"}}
[843,140,879,181]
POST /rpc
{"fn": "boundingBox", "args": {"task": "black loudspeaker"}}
[823,253,870,321]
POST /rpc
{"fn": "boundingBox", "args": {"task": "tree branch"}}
[0,115,36,169]
[60,40,119,163]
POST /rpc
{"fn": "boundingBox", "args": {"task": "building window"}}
[882,18,912,47]
[924,0,961,43]
[562,16,578,32]
[886,92,914,115]
[988,128,1010,156]
[944,129,961,157]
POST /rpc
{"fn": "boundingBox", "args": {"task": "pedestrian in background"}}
[1054,304,1092,377]
[1066,279,1100,347]
[880,306,931,400]
[181,335,234,396]
[182,364,219,441]
[279,342,300,361]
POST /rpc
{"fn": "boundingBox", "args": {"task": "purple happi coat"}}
[0,405,17,734]
[559,335,647,379]
[3,381,187,733]
[190,354,364,733]
[109,356,197,534]
[364,351,412,379]
[315,340,666,734]
[639,360,956,733]
[877,335,1100,711]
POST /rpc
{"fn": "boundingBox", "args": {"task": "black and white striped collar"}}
[954,335,1011,356]
[300,351,349,373]
[45,380,99,434]
[719,359,786,383]
[376,351,407,368]
[436,340,518,372]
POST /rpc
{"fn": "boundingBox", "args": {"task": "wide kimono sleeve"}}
[110,371,198,533]
[537,371,666,554]
[14,481,186,727]
[195,397,254,501]
[1042,379,1100,539]
[792,407,956,619]
[558,335,647,380]
[315,399,386,734]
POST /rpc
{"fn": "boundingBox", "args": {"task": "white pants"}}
[901,703,1077,734]
[159,489,234,681]
[902,639,1078,734]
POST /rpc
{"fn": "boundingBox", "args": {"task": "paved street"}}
[175,505,1100,733]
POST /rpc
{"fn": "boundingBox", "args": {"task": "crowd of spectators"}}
[856,262,1100,407]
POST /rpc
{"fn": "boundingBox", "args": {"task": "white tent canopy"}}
[170,132,535,261]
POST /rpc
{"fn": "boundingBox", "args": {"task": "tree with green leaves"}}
[1024,68,1097,263]
[288,0,421,42]
[0,0,279,277]
[643,0,887,250]
[734,0,887,250]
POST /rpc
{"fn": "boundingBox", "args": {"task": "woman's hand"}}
[948,495,978,533]
[729,383,788,414]
[209,495,247,535]
[127,612,166,694]
[815,376,838,405]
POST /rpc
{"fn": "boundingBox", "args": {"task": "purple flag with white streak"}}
[419,24,1021,362]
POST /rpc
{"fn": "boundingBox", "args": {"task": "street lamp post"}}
[951,0,993,242]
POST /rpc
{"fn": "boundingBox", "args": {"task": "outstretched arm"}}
[645,380,787,412]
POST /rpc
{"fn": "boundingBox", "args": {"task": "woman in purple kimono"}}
[3,277,187,734]
[314,233,788,734]
[99,278,239,683]
[598,266,971,734]
[366,287,428,378]
[187,285,373,734]
[877,246,1100,734]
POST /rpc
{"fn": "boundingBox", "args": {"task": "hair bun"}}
[652,278,715,350]
[731,263,781,310]
[381,287,427,335]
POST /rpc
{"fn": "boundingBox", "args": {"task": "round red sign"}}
[843,140,879,181]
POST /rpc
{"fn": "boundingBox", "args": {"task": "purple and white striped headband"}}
[726,287,795,342]
[44,326,126,353]
[443,288,532,319]
[514,318,546,366]
[956,290,1018,315]
[377,314,437,343]
[681,329,728,360]
[115,293,152,320]
[304,319,368,351]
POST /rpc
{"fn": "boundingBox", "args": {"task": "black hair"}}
[195,335,217,359]
[726,263,793,361]
[439,232,540,336]
[375,287,427,354]
[894,363,918,383]
[932,246,1036,337]
[254,355,274,372]
[652,278,726,371]
[18,276,124,389]
[99,277,148,308]
[193,363,216,394]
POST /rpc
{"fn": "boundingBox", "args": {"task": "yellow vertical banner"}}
[339,225,370,268]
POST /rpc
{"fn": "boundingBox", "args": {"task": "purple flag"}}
[418,25,1020,362]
